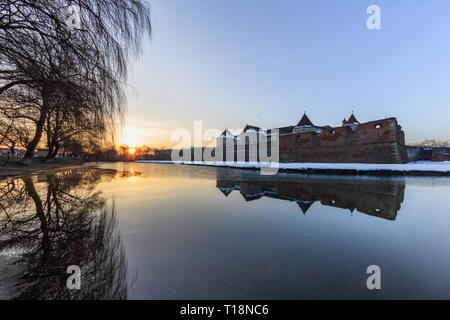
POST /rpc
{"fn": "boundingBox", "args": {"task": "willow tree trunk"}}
[47,142,60,159]
[23,177,51,261]
[21,96,49,165]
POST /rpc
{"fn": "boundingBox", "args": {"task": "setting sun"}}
[128,148,136,155]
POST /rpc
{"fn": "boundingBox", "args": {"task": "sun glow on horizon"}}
[119,123,145,148]
[128,148,136,155]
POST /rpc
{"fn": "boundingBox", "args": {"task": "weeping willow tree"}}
[0,0,151,163]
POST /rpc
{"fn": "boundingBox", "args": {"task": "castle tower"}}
[297,113,314,127]
[293,113,319,134]
[346,113,360,124]
[217,129,235,162]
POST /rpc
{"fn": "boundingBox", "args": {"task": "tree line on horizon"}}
[410,139,450,148]
[0,0,151,164]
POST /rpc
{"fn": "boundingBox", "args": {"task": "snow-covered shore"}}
[135,160,450,175]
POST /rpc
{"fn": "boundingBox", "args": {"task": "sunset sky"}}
[120,0,450,148]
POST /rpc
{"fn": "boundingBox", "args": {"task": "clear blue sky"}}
[123,0,450,147]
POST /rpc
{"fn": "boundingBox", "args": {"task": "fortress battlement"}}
[216,114,407,164]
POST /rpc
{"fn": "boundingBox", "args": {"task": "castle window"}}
[330,129,336,135]
[375,124,382,129]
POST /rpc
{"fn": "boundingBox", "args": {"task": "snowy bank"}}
[135,160,450,176]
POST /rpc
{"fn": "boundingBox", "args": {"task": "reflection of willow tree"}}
[0,169,128,299]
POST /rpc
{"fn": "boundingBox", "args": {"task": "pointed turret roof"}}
[297,201,313,214]
[240,192,263,201]
[346,113,359,124]
[218,187,233,197]
[297,113,314,127]
[219,129,234,138]
[243,124,261,132]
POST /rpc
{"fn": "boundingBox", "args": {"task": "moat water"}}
[1,162,450,299]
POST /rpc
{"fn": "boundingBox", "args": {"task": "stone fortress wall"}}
[278,117,407,163]
[152,113,450,164]
[216,114,408,164]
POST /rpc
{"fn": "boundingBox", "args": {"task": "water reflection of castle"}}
[216,171,405,220]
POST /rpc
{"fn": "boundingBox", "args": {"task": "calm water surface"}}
[1,162,450,299]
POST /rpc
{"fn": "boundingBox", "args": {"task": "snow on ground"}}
[136,160,450,173]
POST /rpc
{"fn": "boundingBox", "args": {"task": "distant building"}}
[36,149,48,157]
[216,113,408,164]
[0,148,25,157]
[407,146,450,162]
[151,114,448,164]
[154,149,172,160]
